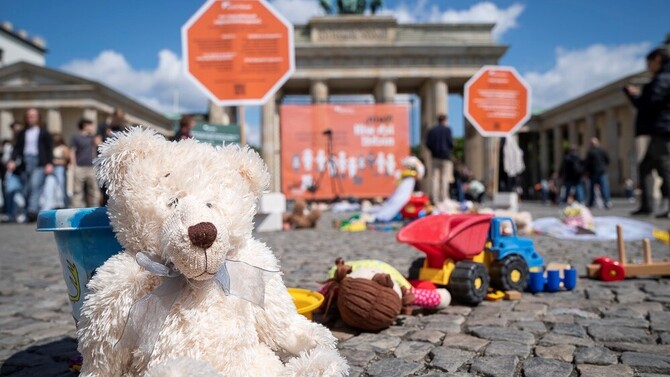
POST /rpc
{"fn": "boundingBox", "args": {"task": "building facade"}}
[0,21,46,67]
[258,15,506,191]
[0,62,172,142]
[519,72,648,196]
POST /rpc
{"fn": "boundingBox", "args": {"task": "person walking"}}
[584,137,611,208]
[426,114,454,204]
[6,108,53,222]
[559,146,585,204]
[70,118,100,208]
[625,47,670,217]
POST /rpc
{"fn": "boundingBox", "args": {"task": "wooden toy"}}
[504,290,522,300]
[587,225,670,281]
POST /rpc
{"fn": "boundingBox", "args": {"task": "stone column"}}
[605,108,620,193]
[539,129,549,178]
[310,80,329,104]
[375,79,397,103]
[465,118,485,183]
[0,110,14,141]
[208,101,237,125]
[82,108,98,124]
[568,121,577,147]
[552,126,562,172]
[585,114,595,144]
[419,79,448,191]
[433,79,448,116]
[261,91,282,192]
[47,108,62,134]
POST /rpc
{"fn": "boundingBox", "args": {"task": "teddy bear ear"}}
[95,127,166,195]
[219,144,270,197]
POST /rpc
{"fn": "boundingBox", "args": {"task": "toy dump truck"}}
[397,213,544,305]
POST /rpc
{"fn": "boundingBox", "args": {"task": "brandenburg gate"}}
[260,15,507,191]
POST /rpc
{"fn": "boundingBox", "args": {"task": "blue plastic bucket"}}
[37,207,121,322]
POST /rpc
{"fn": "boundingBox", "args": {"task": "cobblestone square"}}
[1,200,669,376]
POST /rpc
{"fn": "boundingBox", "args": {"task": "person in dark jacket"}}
[6,108,53,221]
[559,146,585,204]
[425,114,454,203]
[625,47,670,216]
[584,137,611,208]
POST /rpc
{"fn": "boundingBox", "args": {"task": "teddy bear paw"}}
[144,357,222,377]
[283,345,349,377]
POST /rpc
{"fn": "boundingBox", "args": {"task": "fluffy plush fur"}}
[78,128,348,376]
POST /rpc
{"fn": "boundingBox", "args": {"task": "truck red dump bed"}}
[397,214,494,268]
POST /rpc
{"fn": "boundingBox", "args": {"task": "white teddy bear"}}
[77,128,348,376]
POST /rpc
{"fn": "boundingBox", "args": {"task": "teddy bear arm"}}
[254,274,337,355]
[77,252,155,376]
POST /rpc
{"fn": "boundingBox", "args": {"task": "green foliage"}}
[453,137,465,161]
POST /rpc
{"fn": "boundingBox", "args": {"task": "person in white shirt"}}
[6,108,53,222]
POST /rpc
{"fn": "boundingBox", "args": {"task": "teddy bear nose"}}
[188,222,218,249]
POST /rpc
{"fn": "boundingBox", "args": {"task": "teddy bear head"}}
[96,127,269,280]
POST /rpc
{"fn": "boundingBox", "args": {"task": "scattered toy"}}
[486,290,505,301]
[528,267,577,293]
[587,225,670,281]
[398,213,545,305]
[283,199,321,229]
[75,128,348,376]
[318,259,452,331]
[504,290,522,300]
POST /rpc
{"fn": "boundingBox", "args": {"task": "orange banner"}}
[280,104,410,200]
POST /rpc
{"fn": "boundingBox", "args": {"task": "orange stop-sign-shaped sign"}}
[182,0,295,106]
[464,66,531,137]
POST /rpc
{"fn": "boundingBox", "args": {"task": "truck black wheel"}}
[490,255,529,292]
[448,261,489,305]
[408,257,425,280]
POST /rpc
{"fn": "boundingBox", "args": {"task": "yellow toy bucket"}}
[288,288,324,320]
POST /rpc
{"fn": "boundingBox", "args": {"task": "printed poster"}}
[280,104,410,200]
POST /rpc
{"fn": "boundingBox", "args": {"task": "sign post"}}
[464,66,531,195]
[182,0,295,106]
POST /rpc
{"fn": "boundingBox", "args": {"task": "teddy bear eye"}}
[168,198,179,208]
[206,203,213,208]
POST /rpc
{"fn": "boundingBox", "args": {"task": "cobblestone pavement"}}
[1,200,669,376]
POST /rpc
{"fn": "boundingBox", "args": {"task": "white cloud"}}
[246,123,261,146]
[524,42,650,109]
[270,0,324,25]
[382,1,524,39]
[61,49,208,114]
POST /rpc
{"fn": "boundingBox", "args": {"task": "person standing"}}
[426,114,454,204]
[70,119,100,208]
[559,146,585,203]
[98,107,126,145]
[43,133,69,209]
[6,108,53,222]
[625,47,670,216]
[173,115,196,141]
[584,137,611,208]
[97,108,125,205]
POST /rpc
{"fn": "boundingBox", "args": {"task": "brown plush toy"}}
[283,199,321,229]
[320,259,403,332]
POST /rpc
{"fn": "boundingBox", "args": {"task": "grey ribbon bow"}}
[115,252,278,359]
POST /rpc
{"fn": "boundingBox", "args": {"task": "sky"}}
[2,0,669,145]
